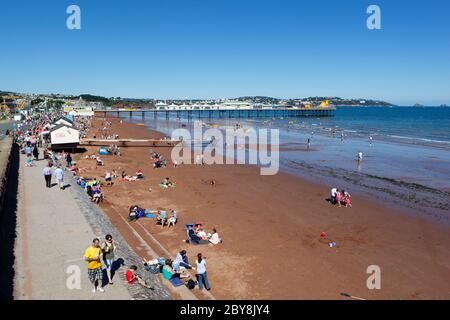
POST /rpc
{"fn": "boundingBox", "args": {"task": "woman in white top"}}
[208,228,222,245]
[195,253,210,290]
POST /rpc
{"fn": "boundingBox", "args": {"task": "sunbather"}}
[196,227,208,240]
[105,171,112,185]
[153,159,162,168]
[167,210,178,228]
[162,259,190,280]
[124,175,138,181]
[136,169,144,179]
[185,227,209,245]
[173,250,195,271]
[128,205,146,221]
[208,228,223,245]
[157,210,168,228]
[91,185,104,203]
[161,177,174,188]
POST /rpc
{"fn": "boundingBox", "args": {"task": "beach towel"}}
[146,213,155,218]
[98,147,110,155]
[170,277,184,287]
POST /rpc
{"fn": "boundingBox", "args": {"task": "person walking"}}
[357,151,363,162]
[84,238,105,293]
[54,165,64,190]
[101,234,116,285]
[25,144,33,159]
[33,145,39,161]
[66,153,73,167]
[43,163,52,188]
[195,253,211,291]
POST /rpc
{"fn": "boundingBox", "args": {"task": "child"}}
[168,210,177,228]
[335,191,343,208]
[344,193,352,208]
[125,265,154,289]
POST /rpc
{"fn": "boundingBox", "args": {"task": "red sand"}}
[74,117,450,300]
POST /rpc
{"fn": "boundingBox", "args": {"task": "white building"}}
[50,124,80,150]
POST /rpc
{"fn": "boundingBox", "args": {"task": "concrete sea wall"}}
[0,136,20,299]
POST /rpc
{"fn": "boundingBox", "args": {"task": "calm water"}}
[304,106,450,145]
[123,106,450,224]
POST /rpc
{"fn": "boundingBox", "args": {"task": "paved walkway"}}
[14,153,171,300]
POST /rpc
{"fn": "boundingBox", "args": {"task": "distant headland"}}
[1,90,396,110]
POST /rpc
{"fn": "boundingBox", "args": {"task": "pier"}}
[95,107,335,120]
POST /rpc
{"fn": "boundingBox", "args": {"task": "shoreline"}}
[133,116,450,222]
[74,116,450,299]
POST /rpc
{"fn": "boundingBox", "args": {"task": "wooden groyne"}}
[80,138,181,147]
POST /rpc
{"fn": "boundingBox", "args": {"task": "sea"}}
[123,106,450,225]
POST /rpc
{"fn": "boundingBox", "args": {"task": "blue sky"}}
[0,0,449,105]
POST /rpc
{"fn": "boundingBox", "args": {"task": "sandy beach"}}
[74,116,450,300]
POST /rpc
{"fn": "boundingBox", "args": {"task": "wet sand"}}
[74,117,450,300]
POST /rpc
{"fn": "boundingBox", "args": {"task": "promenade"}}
[13,152,171,300]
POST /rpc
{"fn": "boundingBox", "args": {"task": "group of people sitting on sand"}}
[128,205,178,228]
[156,209,178,228]
[160,177,175,188]
[84,154,105,166]
[138,252,193,284]
[105,144,121,156]
[185,223,223,245]
[330,188,352,208]
[104,169,120,185]
[75,177,105,203]
[150,149,167,168]
[121,169,144,181]
[139,250,210,290]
